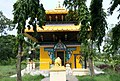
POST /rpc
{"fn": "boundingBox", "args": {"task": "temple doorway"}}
[56,51,65,66]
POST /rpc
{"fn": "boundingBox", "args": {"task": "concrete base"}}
[50,71,66,81]
[50,66,66,81]
[72,69,90,76]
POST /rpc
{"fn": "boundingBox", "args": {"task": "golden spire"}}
[58,1,60,8]
[58,0,61,8]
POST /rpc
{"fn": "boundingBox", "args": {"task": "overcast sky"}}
[0,0,119,35]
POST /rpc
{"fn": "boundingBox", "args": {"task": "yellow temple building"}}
[24,5,84,70]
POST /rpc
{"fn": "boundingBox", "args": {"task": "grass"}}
[0,65,17,78]
[0,64,26,78]
[77,61,120,81]
[1,75,44,81]
[77,73,120,81]
[0,64,44,81]
[0,61,120,81]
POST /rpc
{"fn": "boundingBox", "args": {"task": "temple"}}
[24,3,83,70]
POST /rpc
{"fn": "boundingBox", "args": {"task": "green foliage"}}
[102,30,120,70]
[112,24,120,52]
[78,1,91,44]
[109,0,120,19]
[13,0,45,34]
[23,39,40,60]
[109,0,120,57]
[63,0,90,25]
[0,11,14,34]
[64,0,107,51]
[90,0,107,51]
[0,35,17,62]
[0,58,16,65]
[17,34,24,42]
[13,1,45,80]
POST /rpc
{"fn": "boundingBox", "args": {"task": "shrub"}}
[0,58,16,65]
[96,64,110,70]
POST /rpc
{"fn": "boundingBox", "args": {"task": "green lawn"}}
[0,64,44,81]
[77,73,120,81]
[77,69,120,81]
[0,65,17,78]
[0,64,120,81]
[1,75,44,81]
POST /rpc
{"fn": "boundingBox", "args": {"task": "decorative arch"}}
[54,40,66,50]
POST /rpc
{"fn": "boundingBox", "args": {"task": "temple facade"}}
[24,5,83,70]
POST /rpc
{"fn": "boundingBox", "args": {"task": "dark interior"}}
[57,51,64,66]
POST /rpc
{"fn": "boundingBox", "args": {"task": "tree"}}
[0,35,17,62]
[64,0,107,76]
[24,38,40,60]
[0,11,14,35]
[13,0,45,81]
[109,0,120,18]
[103,30,120,71]
[109,0,120,54]
[89,0,107,76]
[111,24,120,53]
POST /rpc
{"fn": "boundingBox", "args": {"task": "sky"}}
[0,0,119,35]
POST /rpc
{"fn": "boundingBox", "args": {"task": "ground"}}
[0,63,120,81]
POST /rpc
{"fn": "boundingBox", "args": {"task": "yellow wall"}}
[68,46,82,69]
[39,47,52,70]
[76,55,82,68]
[39,45,82,70]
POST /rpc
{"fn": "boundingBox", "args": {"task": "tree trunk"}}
[88,57,94,76]
[88,38,95,76]
[84,56,87,69]
[17,43,22,81]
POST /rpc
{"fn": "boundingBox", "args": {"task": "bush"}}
[0,58,16,65]
[96,64,110,70]
[115,65,120,72]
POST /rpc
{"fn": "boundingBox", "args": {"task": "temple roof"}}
[24,1,80,43]
[46,8,68,14]
[45,1,68,14]
[24,24,80,33]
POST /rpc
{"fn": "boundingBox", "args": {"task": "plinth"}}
[50,66,66,81]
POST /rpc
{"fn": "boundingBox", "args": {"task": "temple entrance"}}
[54,40,66,66]
[56,51,65,66]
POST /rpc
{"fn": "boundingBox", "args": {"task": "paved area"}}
[41,75,78,81]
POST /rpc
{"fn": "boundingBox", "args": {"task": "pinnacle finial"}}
[58,0,61,8]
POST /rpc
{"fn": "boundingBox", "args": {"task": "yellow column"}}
[40,47,52,70]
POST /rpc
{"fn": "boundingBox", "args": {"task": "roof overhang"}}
[24,33,38,42]
[46,8,68,14]
[24,24,80,33]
